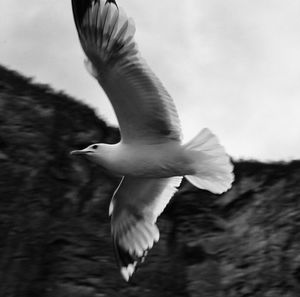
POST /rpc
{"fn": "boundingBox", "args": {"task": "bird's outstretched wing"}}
[71,0,183,280]
[71,0,182,144]
[109,176,182,281]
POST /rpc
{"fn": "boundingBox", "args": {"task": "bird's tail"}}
[184,128,234,194]
[71,0,138,76]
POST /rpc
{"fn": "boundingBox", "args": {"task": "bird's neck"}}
[92,144,119,169]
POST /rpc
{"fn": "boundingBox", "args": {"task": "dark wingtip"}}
[71,0,91,30]
[105,0,118,8]
[113,237,137,282]
[72,0,119,30]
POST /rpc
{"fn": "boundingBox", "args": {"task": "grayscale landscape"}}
[1,66,299,296]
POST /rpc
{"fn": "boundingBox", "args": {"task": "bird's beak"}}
[70,149,92,156]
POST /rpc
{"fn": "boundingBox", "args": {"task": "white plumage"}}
[71,0,234,281]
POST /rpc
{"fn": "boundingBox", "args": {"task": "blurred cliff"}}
[0,65,300,297]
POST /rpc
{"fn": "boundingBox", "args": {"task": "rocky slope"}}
[0,65,299,297]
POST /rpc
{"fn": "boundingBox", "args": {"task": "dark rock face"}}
[170,162,300,297]
[0,65,300,296]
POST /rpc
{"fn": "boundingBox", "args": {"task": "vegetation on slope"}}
[0,65,300,297]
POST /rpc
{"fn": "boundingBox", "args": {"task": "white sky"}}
[1,0,300,161]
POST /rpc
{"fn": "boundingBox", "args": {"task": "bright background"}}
[1,0,300,161]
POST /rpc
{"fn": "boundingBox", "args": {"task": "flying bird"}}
[71,0,234,281]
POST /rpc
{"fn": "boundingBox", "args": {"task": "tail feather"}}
[184,128,234,194]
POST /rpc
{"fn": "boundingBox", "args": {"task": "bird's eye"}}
[91,145,98,150]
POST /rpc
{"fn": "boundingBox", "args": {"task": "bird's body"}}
[71,0,234,281]
[84,141,193,177]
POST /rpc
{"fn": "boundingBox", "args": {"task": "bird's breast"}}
[104,142,192,177]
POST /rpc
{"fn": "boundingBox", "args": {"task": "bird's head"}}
[70,143,103,157]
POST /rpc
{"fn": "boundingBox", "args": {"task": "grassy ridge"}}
[0,65,300,296]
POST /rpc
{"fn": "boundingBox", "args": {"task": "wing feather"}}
[110,176,181,281]
[72,0,182,144]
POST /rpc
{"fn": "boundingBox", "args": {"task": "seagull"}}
[71,0,234,281]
